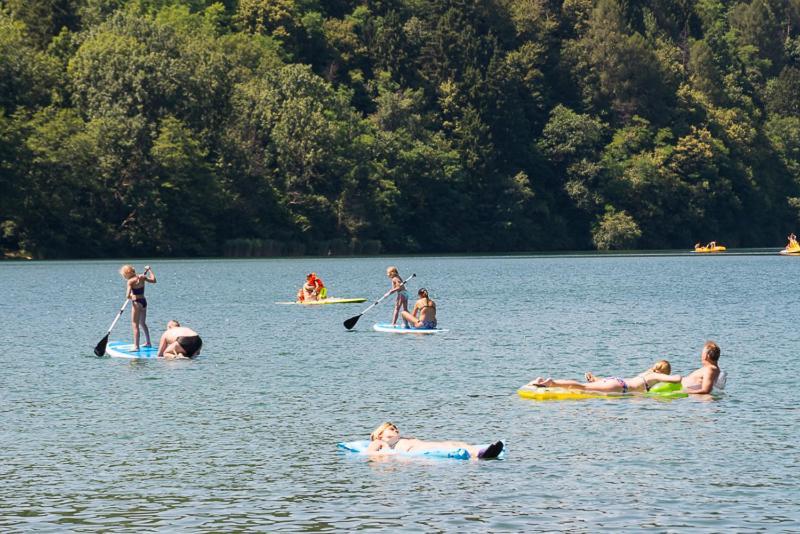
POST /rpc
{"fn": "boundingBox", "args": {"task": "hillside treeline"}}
[2,0,800,258]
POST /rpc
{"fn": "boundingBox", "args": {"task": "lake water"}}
[1,253,798,531]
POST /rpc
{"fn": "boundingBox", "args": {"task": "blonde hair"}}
[119,264,135,279]
[704,341,721,362]
[386,266,398,277]
[651,360,671,374]
[370,422,398,441]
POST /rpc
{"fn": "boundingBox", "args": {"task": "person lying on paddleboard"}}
[386,266,409,326]
[367,422,503,460]
[401,288,437,329]
[297,273,326,302]
[681,341,723,395]
[157,320,203,359]
[120,264,156,351]
[528,359,682,394]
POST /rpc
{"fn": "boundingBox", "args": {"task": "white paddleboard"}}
[106,341,160,359]
[372,323,448,334]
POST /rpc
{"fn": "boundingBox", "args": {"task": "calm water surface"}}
[1,254,798,531]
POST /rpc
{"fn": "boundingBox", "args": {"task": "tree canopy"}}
[2,0,799,258]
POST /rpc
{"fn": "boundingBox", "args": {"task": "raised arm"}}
[143,266,156,283]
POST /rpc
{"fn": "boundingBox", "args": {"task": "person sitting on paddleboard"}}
[787,233,798,248]
[308,273,326,299]
[157,320,203,359]
[401,288,437,329]
[367,422,504,460]
[120,264,156,351]
[297,273,326,302]
[527,359,682,394]
[386,266,409,326]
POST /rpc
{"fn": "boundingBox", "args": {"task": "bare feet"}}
[527,377,553,387]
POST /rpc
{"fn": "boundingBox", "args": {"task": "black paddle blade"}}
[343,314,361,330]
[94,334,109,356]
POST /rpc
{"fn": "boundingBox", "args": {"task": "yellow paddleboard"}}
[276,297,367,305]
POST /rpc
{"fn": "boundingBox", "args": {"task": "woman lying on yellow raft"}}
[693,241,726,253]
[527,360,682,394]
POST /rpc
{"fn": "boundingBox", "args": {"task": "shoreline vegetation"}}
[2,1,800,260]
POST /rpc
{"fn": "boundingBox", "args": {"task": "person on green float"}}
[527,360,682,394]
[681,341,723,395]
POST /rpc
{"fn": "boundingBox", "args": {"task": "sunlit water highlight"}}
[1,254,798,530]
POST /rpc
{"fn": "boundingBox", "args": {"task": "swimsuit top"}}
[634,373,651,391]
[419,299,435,311]
[131,286,145,296]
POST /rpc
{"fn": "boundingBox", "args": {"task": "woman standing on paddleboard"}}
[119,264,157,351]
[386,266,409,327]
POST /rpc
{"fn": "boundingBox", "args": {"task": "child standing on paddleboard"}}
[386,266,409,327]
[120,264,157,350]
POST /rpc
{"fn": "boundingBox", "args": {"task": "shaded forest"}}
[2,0,800,258]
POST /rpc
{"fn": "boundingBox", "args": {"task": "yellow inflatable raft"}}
[517,382,687,401]
[694,243,726,253]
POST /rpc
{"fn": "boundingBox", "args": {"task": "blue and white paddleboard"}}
[338,440,470,459]
[105,341,160,359]
[372,323,448,334]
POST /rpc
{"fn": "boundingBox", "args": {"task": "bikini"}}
[607,377,628,393]
[131,286,147,308]
[415,299,436,329]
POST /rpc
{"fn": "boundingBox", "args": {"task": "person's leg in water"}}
[138,302,151,347]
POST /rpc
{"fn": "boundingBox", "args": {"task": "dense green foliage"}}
[2,0,800,257]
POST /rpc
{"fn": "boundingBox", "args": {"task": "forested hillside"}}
[2,0,799,258]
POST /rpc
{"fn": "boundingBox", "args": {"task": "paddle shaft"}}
[106,299,131,335]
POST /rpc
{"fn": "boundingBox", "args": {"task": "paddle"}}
[343,273,415,330]
[93,267,150,356]
[94,299,130,356]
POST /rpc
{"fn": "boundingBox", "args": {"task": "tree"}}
[592,206,642,249]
